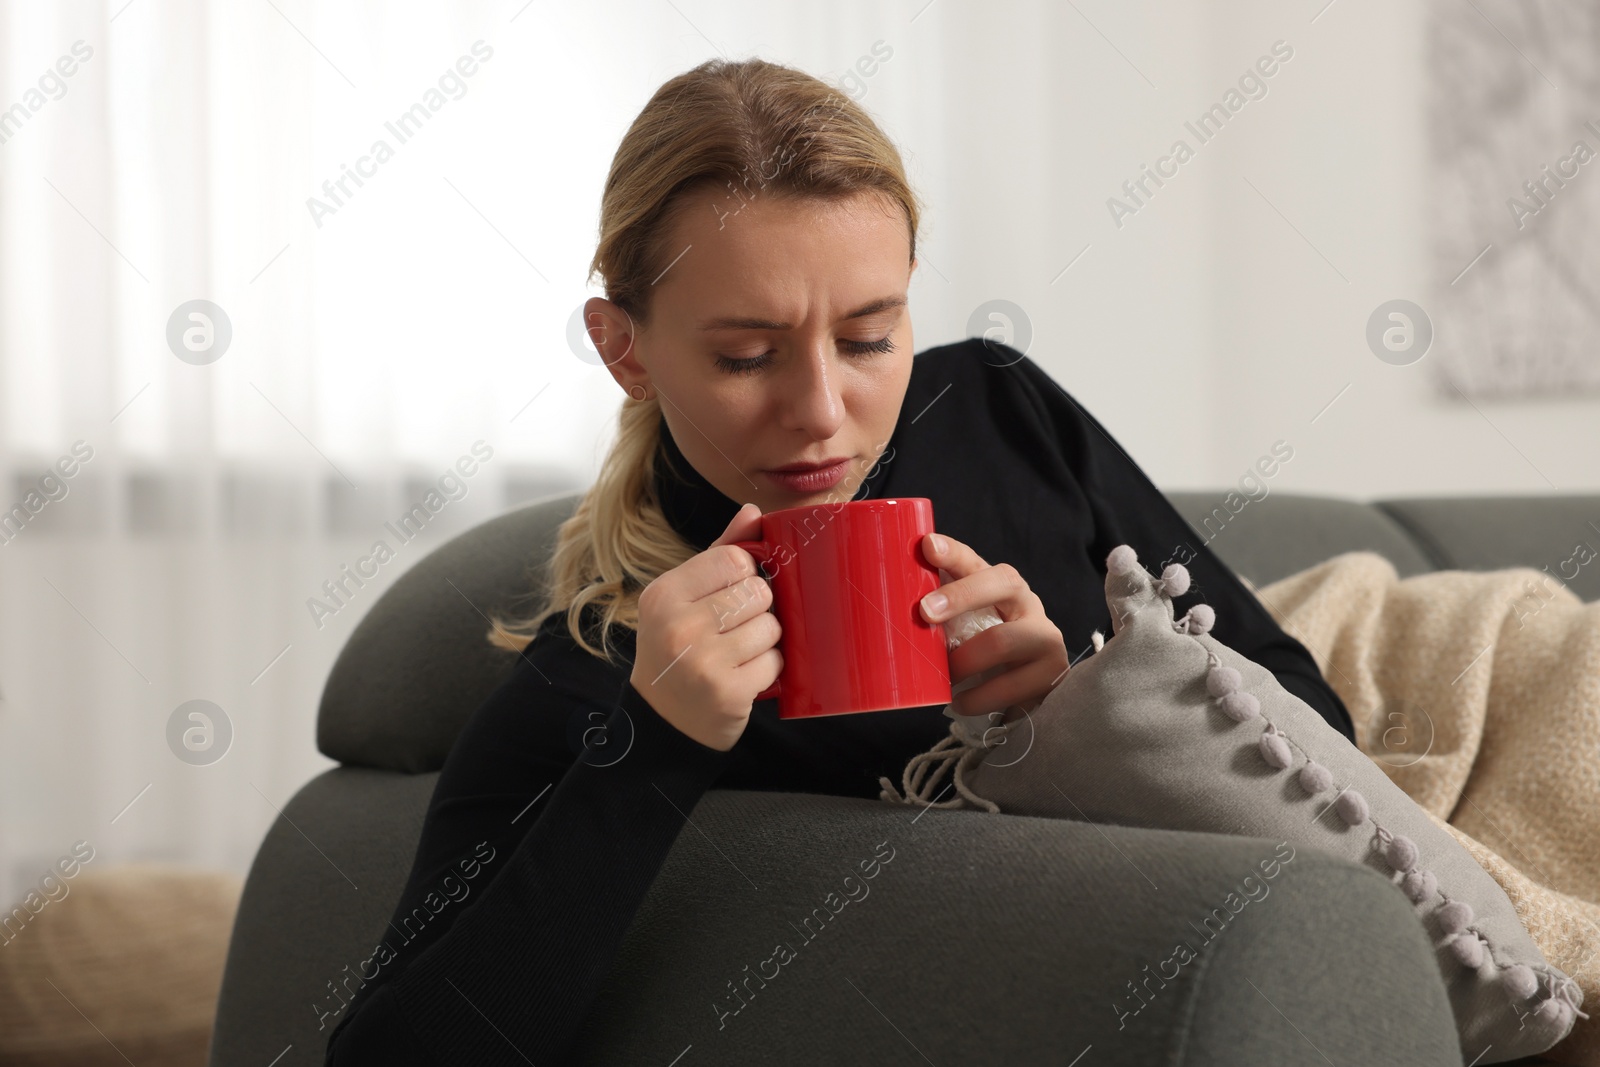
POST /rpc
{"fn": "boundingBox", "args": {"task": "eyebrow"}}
[696,295,906,332]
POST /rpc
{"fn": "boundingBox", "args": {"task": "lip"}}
[765,456,850,473]
[762,457,851,493]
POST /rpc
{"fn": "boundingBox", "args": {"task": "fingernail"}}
[922,591,947,617]
[930,533,947,555]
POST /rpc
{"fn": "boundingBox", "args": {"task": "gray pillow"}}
[881,544,1585,1064]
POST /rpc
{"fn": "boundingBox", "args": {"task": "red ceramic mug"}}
[734,497,953,719]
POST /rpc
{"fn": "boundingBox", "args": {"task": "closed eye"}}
[714,336,896,375]
[842,336,896,356]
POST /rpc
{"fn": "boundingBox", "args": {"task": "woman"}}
[324,57,1353,1065]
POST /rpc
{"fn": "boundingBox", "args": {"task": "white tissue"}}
[938,573,1010,745]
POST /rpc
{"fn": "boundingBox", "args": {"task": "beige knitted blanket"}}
[1252,552,1600,1066]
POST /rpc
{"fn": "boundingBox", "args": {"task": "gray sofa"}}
[209,489,1600,1066]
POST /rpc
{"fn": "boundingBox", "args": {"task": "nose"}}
[778,341,846,440]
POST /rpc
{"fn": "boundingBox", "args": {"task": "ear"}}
[584,296,647,393]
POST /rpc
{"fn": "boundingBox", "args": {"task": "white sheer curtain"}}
[0,0,1054,900]
[0,0,773,900]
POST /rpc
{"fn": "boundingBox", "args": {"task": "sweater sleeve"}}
[999,349,1357,744]
[324,640,731,1066]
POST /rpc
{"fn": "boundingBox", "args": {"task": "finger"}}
[717,607,783,668]
[704,573,774,634]
[711,502,764,548]
[732,645,783,694]
[675,541,763,603]
[921,531,988,578]
[947,619,1059,683]
[662,503,765,603]
[920,562,1038,624]
[951,655,1067,719]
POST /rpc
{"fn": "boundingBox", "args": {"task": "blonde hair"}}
[488,57,922,664]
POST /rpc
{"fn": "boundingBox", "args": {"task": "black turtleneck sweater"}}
[323,338,1354,1065]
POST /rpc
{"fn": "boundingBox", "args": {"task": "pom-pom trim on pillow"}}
[881,544,1589,1033]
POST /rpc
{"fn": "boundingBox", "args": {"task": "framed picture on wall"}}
[1430,0,1600,399]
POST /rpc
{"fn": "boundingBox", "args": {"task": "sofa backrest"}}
[1377,494,1600,603]
[317,489,1600,774]
[1164,491,1434,584]
[317,492,577,773]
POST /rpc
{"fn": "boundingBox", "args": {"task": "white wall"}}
[898,0,1600,498]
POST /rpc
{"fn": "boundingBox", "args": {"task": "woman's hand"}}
[630,503,782,752]
[918,532,1070,722]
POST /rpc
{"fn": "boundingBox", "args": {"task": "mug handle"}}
[732,539,780,701]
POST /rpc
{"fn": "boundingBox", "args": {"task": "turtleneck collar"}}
[652,412,893,552]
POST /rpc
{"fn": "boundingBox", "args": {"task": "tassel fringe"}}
[878,717,1001,814]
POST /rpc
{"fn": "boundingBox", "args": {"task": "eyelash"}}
[715,336,896,375]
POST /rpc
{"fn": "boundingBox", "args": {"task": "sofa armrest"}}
[572,790,1461,1066]
[211,775,1462,1067]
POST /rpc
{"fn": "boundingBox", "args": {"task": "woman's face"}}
[588,188,916,515]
